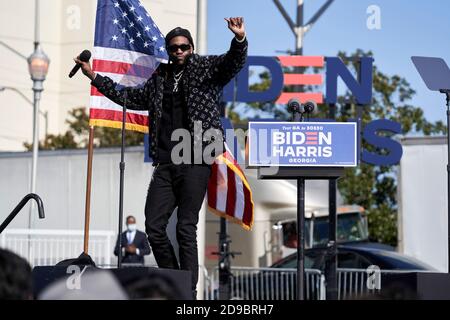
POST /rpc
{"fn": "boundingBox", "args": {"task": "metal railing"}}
[204,266,325,300]
[337,268,373,300]
[0,228,116,266]
[202,266,434,300]
[336,268,433,300]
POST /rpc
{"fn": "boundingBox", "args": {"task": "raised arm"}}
[210,17,248,86]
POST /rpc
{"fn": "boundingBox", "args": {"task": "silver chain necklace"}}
[173,69,184,93]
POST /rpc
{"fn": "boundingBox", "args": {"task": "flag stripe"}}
[90,71,149,94]
[91,86,106,97]
[216,163,228,212]
[207,163,218,209]
[225,166,236,216]
[223,148,245,177]
[90,108,148,125]
[90,96,148,115]
[208,152,255,230]
[234,174,245,220]
[218,154,253,195]
[243,185,253,227]
[89,119,148,133]
[92,71,148,85]
[93,59,133,74]
[93,46,167,65]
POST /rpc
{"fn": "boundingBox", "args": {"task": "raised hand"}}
[225,17,245,41]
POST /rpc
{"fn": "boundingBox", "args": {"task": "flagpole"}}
[83,126,95,254]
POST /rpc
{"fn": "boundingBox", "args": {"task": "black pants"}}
[144,163,211,292]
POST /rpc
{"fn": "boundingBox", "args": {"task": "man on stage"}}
[75,17,247,298]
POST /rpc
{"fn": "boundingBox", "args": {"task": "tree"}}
[24,107,145,151]
[229,49,446,246]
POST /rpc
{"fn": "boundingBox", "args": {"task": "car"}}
[272,244,435,271]
[227,245,434,300]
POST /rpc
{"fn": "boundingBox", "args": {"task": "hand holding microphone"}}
[71,50,95,80]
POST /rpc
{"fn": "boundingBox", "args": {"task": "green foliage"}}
[24,107,144,151]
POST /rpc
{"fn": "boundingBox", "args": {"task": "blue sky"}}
[207,0,450,124]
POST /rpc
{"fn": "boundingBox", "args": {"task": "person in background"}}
[0,248,33,299]
[114,215,151,265]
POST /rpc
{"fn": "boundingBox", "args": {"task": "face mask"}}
[127,224,137,232]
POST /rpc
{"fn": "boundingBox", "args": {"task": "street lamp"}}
[28,46,50,84]
[0,86,49,137]
[27,45,49,229]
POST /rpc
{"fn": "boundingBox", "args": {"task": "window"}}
[338,251,372,269]
[276,255,315,269]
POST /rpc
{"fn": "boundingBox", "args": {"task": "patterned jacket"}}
[91,37,248,164]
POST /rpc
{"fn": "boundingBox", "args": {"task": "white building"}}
[0,0,199,151]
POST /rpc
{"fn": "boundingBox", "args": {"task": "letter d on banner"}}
[223,56,284,103]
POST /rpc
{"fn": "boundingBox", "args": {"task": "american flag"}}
[207,119,254,230]
[89,0,168,133]
[90,0,254,230]
[208,143,254,230]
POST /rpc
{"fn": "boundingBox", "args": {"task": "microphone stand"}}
[441,89,450,273]
[117,89,128,269]
[290,102,314,300]
[289,106,305,300]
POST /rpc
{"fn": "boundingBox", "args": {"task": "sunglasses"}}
[168,44,191,53]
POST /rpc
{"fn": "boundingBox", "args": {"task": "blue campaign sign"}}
[248,122,358,167]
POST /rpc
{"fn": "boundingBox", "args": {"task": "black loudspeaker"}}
[32,266,192,300]
[380,272,450,300]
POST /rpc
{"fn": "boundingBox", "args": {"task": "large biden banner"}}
[248,122,358,167]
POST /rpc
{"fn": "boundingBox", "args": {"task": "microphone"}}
[287,98,304,114]
[69,50,91,78]
[303,100,316,114]
[287,98,304,122]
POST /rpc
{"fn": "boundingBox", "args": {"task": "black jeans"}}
[144,163,211,292]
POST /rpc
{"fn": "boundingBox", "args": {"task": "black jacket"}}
[114,230,151,264]
[91,37,248,164]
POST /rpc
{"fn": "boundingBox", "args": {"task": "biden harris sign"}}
[248,122,358,167]
[224,56,403,166]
